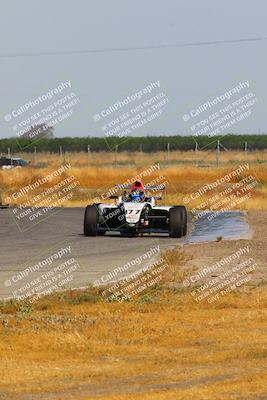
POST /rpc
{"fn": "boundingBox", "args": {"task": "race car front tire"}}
[84,205,98,236]
[180,205,187,236]
[169,206,184,238]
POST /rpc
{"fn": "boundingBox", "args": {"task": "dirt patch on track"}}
[184,211,267,286]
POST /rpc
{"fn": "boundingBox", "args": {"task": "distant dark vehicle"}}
[0,193,9,209]
[0,157,29,169]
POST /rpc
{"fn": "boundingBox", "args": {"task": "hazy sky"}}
[0,0,266,139]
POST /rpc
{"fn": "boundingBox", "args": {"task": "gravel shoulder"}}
[183,211,267,287]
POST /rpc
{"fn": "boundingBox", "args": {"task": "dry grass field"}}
[1,151,267,399]
[1,150,267,210]
[0,247,267,400]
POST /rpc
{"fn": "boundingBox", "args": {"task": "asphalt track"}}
[0,208,250,300]
[0,207,188,300]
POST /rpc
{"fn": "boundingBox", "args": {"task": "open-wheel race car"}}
[84,180,187,238]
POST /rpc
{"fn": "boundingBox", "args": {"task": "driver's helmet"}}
[131,189,145,202]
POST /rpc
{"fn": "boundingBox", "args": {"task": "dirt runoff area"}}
[182,211,267,301]
[1,212,267,400]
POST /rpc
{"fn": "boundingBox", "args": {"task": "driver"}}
[131,189,145,202]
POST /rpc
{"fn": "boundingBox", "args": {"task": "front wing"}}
[97,204,171,233]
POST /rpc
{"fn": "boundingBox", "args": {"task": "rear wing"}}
[116,184,165,190]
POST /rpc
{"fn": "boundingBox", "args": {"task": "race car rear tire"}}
[169,206,184,238]
[84,205,98,236]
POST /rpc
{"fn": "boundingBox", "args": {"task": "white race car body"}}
[84,182,187,237]
[97,198,175,234]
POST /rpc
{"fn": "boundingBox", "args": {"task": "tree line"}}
[0,134,266,153]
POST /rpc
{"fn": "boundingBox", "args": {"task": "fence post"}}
[115,145,118,167]
[87,145,90,167]
[59,146,63,161]
[216,140,220,167]
[34,146,37,166]
[245,142,248,160]
[7,148,13,167]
